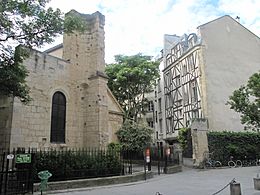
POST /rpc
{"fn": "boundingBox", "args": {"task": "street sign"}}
[16,154,32,163]
[145,148,151,163]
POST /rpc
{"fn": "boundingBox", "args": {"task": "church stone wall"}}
[84,75,109,147]
[108,112,123,143]
[47,47,63,59]
[0,11,123,150]
[9,51,85,149]
[107,89,123,143]
[62,11,110,148]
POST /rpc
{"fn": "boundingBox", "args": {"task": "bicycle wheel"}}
[242,160,247,167]
[236,160,242,167]
[228,161,236,168]
[214,161,222,167]
[205,162,212,168]
[255,159,260,166]
[248,160,254,166]
[246,160,250,166]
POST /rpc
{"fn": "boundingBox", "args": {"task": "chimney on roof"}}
[235,16,240,23]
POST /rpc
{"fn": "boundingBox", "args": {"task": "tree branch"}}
[0,28,57,42]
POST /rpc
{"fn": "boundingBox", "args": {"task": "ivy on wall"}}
[178,128,192,158]
[207,131,260,165]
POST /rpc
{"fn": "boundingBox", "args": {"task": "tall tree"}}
[0,0,86,103]
[105,54,160,121]
[227,71,260,131]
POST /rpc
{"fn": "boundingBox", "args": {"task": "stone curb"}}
[34,171,153,194]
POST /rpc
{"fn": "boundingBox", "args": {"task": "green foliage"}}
[178,128,189,150]
[105,54,160,121]
[208,131,260,165]
[116,120,153,152]
[177,128,192,158]
[34,149,122,181]
[64,11,88,33]
[227,71,260,131]
[107,142,122,152]
[0,46,31,102]
[0,0,86,103]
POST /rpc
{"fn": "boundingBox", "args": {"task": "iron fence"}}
[33,148,133,182]
[148,146,180,166]
[0,149,34,195]
[0,145,181,193]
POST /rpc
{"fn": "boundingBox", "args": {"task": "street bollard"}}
[230,180,241,195]
[38,170,52,195]
[254,173,260,190]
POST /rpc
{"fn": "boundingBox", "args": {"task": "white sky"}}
[43,0,260,63]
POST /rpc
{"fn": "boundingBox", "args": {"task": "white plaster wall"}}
[199,16,260,131]
[158,60,167,140]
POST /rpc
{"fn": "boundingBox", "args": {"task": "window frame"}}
[50,91,66,143]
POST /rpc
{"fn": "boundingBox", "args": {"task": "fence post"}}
[157,143,160,175]
[164,148,168,173]
[143,150,146,180]
[0,150,6,194]
[4,151,9,195]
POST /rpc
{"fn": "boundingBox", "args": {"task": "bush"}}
[116,120,153,152]
[107,142,122,152]
[34,148,122,181]
[208,131,260,165]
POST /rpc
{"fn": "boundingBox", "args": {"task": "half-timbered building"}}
[154,15,260,144]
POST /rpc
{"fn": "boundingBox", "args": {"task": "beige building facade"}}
[154,15,260,144]
[0,11,123,149]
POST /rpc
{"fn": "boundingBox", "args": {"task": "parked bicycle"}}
[203,152,222,168]
[242,156,260,167]
[228,156,242,168]
[256,159,260,166]
[242,156,253,167]
[255,159,260,166]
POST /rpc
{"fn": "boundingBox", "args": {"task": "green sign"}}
[16,154,31,163]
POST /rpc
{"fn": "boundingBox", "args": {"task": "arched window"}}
[50,92,66,143]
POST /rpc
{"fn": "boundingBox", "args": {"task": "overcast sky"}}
[43,0,260,63]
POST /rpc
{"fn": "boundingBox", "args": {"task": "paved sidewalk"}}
[49,166,260,195]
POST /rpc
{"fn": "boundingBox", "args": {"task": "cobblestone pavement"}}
[51,166,260,195]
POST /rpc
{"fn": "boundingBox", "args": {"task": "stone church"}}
[0,10,123,149]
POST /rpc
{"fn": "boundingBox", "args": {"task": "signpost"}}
[16,154,32,164]
[7,154,14,160]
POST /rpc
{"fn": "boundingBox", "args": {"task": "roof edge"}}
[197,15,230,28]
[197,15,260,40]
[107,87,124,114]
[44,43,63,53]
